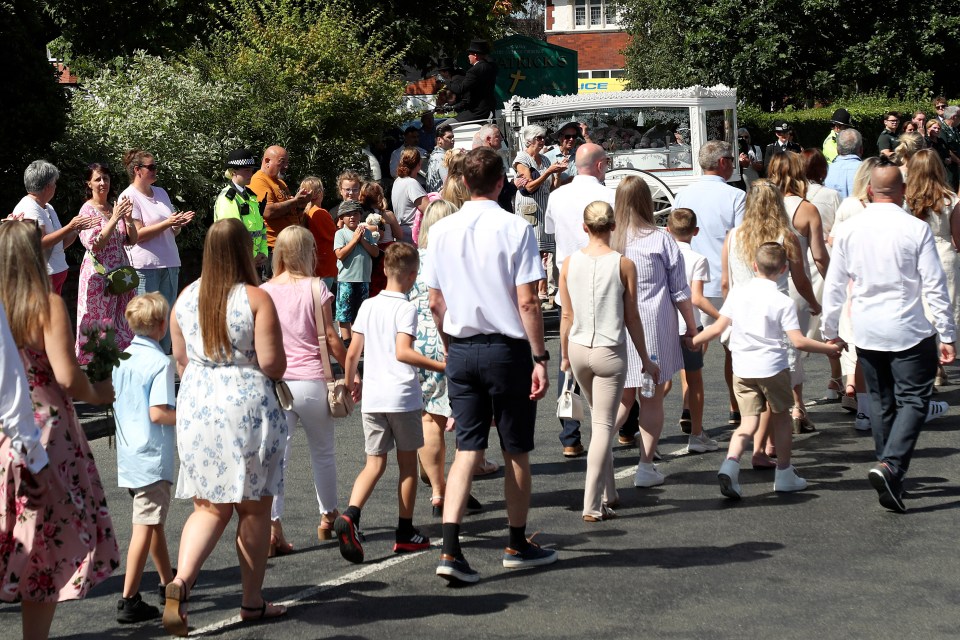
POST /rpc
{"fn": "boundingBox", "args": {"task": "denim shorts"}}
[446,334,537,454]
[335,281,369,324]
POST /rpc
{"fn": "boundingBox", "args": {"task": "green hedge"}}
[737,97,947,158]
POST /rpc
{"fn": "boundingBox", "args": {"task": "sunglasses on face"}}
[937,105,946,109]
[138,164,157,171]
[561,134,578,140]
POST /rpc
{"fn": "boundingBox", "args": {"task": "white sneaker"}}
[717,458,742,499]
[688,432,719,453]
[926,400,949,422]
[633,463,665,487]
[854,412,872,431]
[773,466,808,492]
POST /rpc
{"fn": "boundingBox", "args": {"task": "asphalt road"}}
[6,328,960,640]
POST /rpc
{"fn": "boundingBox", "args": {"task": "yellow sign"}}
[578,78,629,94]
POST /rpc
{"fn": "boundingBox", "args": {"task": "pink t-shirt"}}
[260,277,333,381]
[121,185,181,269]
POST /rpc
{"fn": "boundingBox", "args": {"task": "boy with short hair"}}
[334,199,380,344]
[667,208,721,452]
[112,292,177,623]
[693,243,841,498]
[335,243,444,563]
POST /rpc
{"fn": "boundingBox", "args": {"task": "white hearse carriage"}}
[449,84,740,221]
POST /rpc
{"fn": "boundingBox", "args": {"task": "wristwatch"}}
[532,351,550,364]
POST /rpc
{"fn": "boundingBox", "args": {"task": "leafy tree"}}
[620,0,960,107]
[0,0,67,214]
[41,0,211,74]
[189,0,408,193]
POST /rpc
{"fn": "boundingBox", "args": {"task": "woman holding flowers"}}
[0,221,118,640]
[75,162,139,364]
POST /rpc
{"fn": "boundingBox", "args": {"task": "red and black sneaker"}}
[333,515,365,563]
[393,528,430,553]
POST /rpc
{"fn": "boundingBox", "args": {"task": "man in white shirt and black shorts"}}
[822,162,957,513]
[425,147,558,584]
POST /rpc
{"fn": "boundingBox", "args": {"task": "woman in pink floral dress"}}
[75,163,138,364]
[0,221,119,640]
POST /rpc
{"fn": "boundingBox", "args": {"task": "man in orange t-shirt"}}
[249,145,312,274]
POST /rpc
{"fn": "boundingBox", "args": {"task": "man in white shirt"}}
[822,163,957,513]
[425,147,556,584]
[672,140,746,425]
[543,143,615,457]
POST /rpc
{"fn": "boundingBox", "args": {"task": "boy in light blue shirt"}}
[112,293,177,624]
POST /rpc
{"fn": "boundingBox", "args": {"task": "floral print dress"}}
[0,347,119,603]
[75,202,135,365]
[408,248,450,417]
[173,281,286,503]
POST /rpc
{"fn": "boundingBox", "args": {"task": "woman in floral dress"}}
[164,219,287,636]
[75,162,138,364]
[0,221,118,640]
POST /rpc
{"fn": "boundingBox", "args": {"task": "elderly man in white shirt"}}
[822,163,957,514]
[672,140,746,425]
[542,143,616,457]
[426,147,557,585]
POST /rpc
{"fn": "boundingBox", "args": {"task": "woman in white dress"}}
[611,176,698,488]
[722,180,818,467]
[905,149,960,386]
[163,219,288,636]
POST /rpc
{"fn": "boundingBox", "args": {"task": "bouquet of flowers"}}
[80,321,130,382]
[365,212,384,243]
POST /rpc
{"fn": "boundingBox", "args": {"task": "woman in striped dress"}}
[611,176,699,488]
[513,124,567,306]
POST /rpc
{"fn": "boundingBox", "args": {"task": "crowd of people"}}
[0,92,958,639]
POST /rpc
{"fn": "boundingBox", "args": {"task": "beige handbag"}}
[312,278,355,418]
[518,202,539,226]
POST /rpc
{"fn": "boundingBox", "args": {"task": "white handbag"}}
[556,370,584,421]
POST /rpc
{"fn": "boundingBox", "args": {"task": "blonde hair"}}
[272,225,317,277]
[125,292,169,336]
[611,176,655,252]
[441,174,470,208]
[383,242,419,278]
[893,132,924,166]
[0,221,50,346]
[198,219,258,362]
[755,242,787,277]
[300,175,323,194]
[905,149,953,221]
[851,157,882,201]
[418,199,458,249]
[583,200,615,233]
[738,180,797,265]
[667,208,697,237]
[766,151,807,198]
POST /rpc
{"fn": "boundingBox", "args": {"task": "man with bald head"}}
[822,163,956,513]
[249,145,312,274]
[543,142,616,457]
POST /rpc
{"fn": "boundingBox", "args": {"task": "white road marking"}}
[187,543,440,637]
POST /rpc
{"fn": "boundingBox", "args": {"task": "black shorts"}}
[681,327,705,372]
[446,334,537,454]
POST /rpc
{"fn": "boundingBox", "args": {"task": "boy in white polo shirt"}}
[335,243,445,563]
[112,293,177,623]
[693,243,841,499]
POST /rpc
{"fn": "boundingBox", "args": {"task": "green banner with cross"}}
[489,35,578,102]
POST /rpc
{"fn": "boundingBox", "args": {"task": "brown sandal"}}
[162,579,189,637]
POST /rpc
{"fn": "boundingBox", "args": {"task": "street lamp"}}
[508,98,523,133]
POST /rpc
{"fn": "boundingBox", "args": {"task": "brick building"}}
[544,0,630,90]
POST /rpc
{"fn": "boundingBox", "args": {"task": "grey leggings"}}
[569,341,627,517]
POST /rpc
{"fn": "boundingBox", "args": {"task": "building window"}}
[611,69,625,78]
[574,0,618,28]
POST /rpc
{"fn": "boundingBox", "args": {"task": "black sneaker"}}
[868,463,906,513]
[394,527,430,553]
[436,553,480,584]
[333,514,365,563]
[466,494,483,514]
[117,592,160,624]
